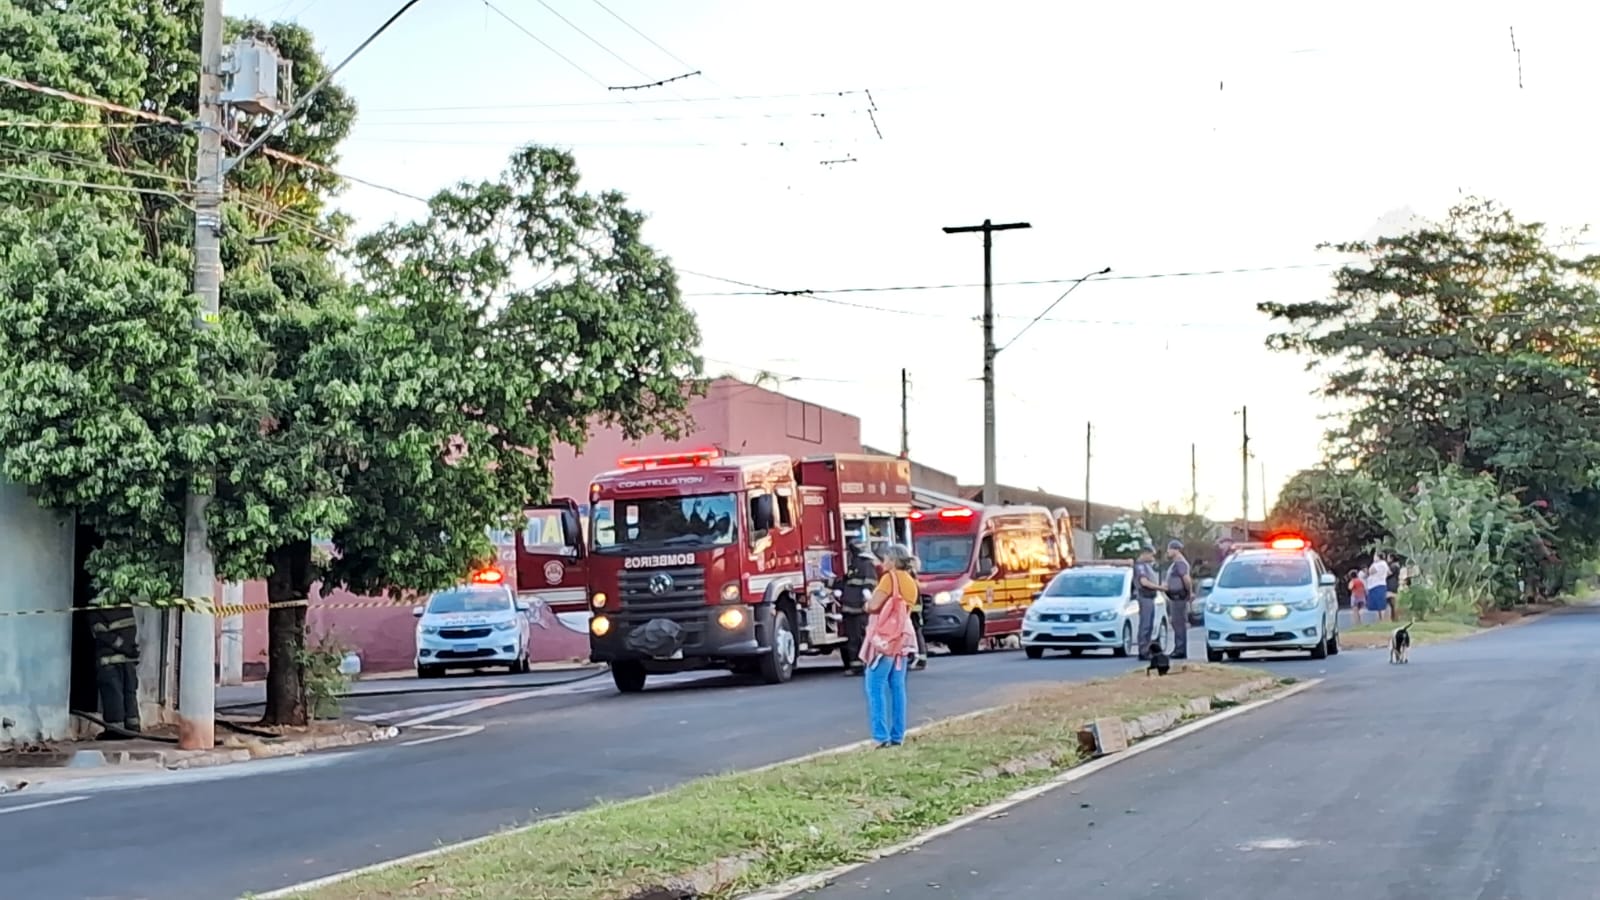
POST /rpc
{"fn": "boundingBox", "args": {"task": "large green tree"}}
[1260,197,1600,574]
[0,4,703,725]
[1268,467,1386,593]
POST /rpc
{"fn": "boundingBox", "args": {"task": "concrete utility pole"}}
[178,0,224,750]
[1083,422,1092,534]
[941,218,1031,506]
[1240,406,1250,531]
[899,368,910,459]
[1191,442,1198,517]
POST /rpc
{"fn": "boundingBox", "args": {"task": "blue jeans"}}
[864,655,908,744]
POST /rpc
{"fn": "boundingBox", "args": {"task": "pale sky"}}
[237,0,1600,514]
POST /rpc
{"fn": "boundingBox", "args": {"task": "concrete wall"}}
[0,481,75,746]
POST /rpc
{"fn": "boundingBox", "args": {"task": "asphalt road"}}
[799,608,1599,900]
[0,624,1369,899]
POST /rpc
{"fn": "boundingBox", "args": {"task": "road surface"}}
[799,608,1595,900]
[0,624,1367,899]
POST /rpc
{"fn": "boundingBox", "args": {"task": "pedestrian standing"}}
[1365,553,1392,622]
[1385,553,1403,622]
[87,605,141,739]
[1164,540,1194,659]
[860,543,919,748]
[838,541,877,676]
[907,556,929,671]
[1133,544,1163,659]
[1347,569,1368,625]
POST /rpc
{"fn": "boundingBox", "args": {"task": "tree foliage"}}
[1140,506,1223,577]
[1268,467,1385,591]
[0,5,702,725]
[1094,515,1152,560]
[1262,197,1600,593]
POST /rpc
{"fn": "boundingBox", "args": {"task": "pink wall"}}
[229,378,863,678]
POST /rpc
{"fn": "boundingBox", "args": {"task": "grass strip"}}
[298,664,1275,900]
[1339,619,1480,649]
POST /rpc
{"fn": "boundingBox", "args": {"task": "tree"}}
[1140,506,1223,578]
[1268,467,1385,592]
[1094,515,1152,560]
[1260,197,1600,579]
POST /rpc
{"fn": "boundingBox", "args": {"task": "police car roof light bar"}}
[470,568,505,584]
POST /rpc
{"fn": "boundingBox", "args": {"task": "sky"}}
[236,0,1600,516]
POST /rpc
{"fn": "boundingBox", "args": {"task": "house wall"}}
[0,481,75,746]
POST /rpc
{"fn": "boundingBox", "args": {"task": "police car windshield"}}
[1043,572,1124,598]
[1217,554,1314,589]
[426,587,512,614]
[914,534,974,576]
[590,493,738,553]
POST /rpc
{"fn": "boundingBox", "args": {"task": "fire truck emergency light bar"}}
[616,449,722,469]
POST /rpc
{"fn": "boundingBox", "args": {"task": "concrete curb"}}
[167,724,401,770]
[254,672,1298,900]
[738,677,1319,900]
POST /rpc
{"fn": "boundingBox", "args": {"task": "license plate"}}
[1051,625,1077,636]
[455,643,478,652]
[1245,625,1272,637]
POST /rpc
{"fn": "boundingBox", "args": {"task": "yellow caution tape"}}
[0,597,422,619]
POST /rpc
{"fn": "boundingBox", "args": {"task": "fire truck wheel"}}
[611,661,648,693]
[949,613,983,656]
[759,607,798,684]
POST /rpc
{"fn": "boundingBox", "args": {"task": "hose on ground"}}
[71,709,282,743]
[212,665,609,714]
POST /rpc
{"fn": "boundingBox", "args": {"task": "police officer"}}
[839,540,877,676]
[87,605,140,739]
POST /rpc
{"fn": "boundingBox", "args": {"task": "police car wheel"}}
[1113,623,1132,658]
[1206,646,1224,663]
[1025,646,1044,660]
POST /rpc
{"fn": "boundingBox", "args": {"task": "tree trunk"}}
[263,539,314,727]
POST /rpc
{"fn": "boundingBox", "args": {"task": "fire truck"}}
[913,503,1075,654]
[516,449,915,693]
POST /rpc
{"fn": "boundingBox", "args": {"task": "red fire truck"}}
[517,450,915,693]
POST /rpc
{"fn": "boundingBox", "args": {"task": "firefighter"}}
[907,554,928,670]
[87,604,140,739]
[839,540,877,676]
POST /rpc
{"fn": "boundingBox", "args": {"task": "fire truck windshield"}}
[590,493,738,553]
[915,534,976,576]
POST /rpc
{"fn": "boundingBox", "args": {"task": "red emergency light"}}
[910,510,924,520]
[617,449,721,469]
[470,568,505,584]
[1268,536,1308,550]
[937,507,975,519]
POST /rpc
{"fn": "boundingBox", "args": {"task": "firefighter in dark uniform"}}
[88,605,140,739]
[907,554,928,670]
[839,541,877,676]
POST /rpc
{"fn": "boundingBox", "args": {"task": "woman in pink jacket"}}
[860,543,920,747]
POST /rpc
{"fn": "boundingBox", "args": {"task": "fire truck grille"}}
[618,566,706,606]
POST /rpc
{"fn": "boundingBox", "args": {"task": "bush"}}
[298,630,353,720]
[1095,516,1152,560]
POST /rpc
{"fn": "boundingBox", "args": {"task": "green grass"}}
[302,665,1275,900]
[1340,618,1480,649]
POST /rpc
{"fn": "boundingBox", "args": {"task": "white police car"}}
[1022,562,1170,658]
[1202,536,1340,662]
[414,569,535,677]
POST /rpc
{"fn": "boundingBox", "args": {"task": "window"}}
[589,493,738,552]
[748,493,776,546]
[994,525,1054,576]
[914,534,974,576]
[977,535,996,575]
[776,488,794,529]
[1218,555,1314,589]
[1043,572,1125,598]
[523,508,571,550]
[426,587,513,614]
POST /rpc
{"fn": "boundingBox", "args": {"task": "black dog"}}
[1146,642,1171,676]
[1389,621,1414,664]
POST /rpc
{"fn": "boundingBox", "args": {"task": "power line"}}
[996,266,1110,353]
[347,135,852,149]
[530,0,662,84]
[0,169,189,204]
[362,88,876,113]
[356,108,863,127]
[586,0,700,74]
[230,0,431,169]
[481,0,611,89]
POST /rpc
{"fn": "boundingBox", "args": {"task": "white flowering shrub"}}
[1096,515,1153,559]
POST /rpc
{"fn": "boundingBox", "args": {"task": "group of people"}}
[1348,553,1405,624]
[1134,540,1195,660]
[836,540,926,748]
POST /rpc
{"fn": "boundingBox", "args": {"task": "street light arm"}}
[996,266,1111,354]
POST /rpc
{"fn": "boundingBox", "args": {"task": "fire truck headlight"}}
[717,607,746,630]
[720,582,742,603]
[591,592,607,609]
[590,615,611,637]
[933,591,954,605]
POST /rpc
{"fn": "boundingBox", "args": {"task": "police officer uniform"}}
[87,606,140,738]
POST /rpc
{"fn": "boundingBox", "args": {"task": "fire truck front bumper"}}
[588,604,775,667]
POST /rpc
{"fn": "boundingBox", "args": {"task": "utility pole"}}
[1083,422,1092,534]
[1260,461,1268,522]
[899,368,910,459]
[178,0,224,750]
[1240,406,1250,532]
[942,218,1031,506]
[1190,443,1198,517]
